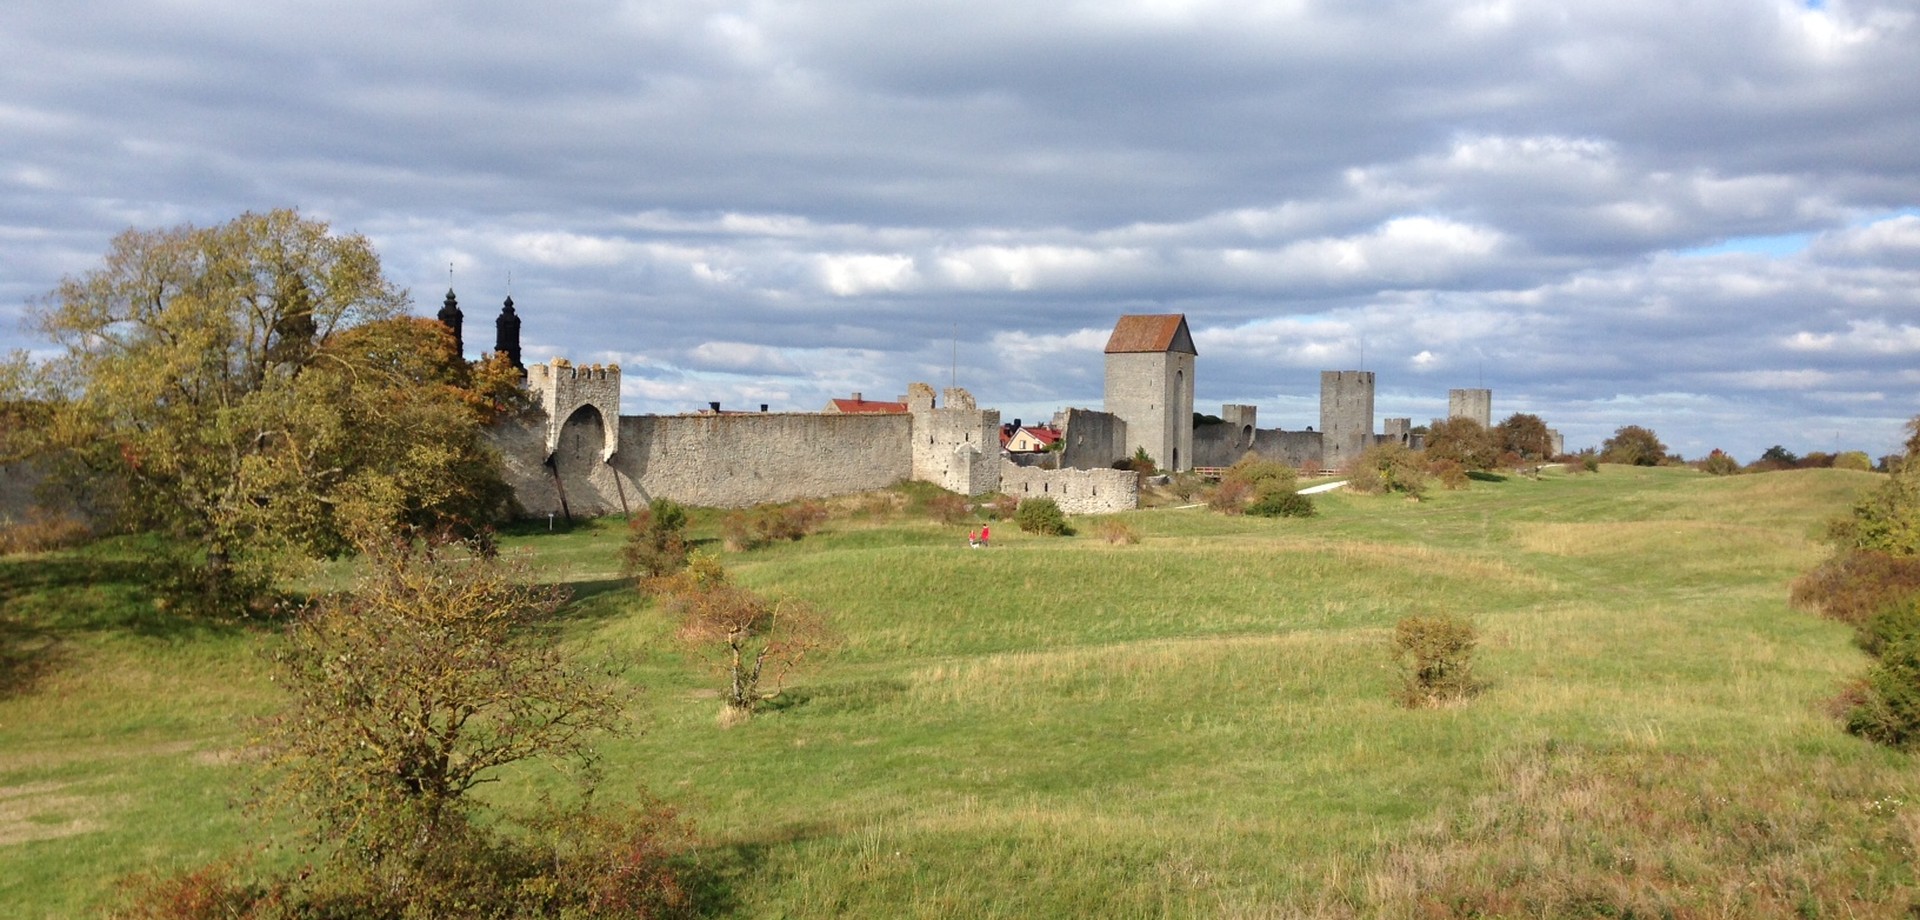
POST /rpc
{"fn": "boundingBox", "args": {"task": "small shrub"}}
[1789,550,1920,627]
[1247,490,1315,518]
[719,510,757,552]
[109,861,283,920]
[1858,597,1920,657]
[1844,639,1920,749]
[0,508,90,556]
[1015,497,1073,536]
[722,500,827,551]
[1391,614,1480,707]
[1428,458,1469,491]
[1352,444,1428,498]
[1167,473,1204,502]
[1207,478,1254,515]
[1699,449,1740,476]
[624,499,690,581]
[1093,518,1139,545]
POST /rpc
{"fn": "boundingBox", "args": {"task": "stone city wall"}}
[491,410,915,515]
[999,462,1138,515]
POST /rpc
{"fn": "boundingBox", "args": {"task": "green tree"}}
[258,539,629,906]
[1423,417,1499,470]
[1493,413,1553,462]
[1601,425,1669,466]
[26,210,509,607]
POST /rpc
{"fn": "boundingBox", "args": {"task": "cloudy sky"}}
[4,0,1918,460]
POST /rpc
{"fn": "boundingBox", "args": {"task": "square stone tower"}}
[1104,314,1196,472]
[1319,370,1375,471]
[1449,388,1492,428]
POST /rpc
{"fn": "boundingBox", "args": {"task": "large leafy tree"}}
[1600,425,1670,466]
[1423,416,1499,470]
[1494,412,1554,462]
[27,210,512,605]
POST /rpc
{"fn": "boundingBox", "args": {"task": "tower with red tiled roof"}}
[1103,314,1196,472]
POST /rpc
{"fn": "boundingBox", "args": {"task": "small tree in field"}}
[625,498,690,581]
[658,554,828,721]
[258,540,629,908]
[1391,614,1481,707]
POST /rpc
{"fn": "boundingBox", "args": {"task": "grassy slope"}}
[2,466,1913,917]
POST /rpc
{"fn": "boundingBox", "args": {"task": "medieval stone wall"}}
[1251,429,1324,471]
[999,462,1138,515]
[911,387,1000,496]
[490,410,915,515]
[1055,407,1128,472]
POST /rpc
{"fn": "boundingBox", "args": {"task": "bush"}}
[1699,449,1740,476]
[0,507,90,556]
[1428,458,1470,491]
[1247,490,1315,518]
[721,500,827,551]
[1350,444,1428,499]
[1844,639,1920,750]
[1391,614,1480,707]
[624,499,690,581]
[1789,550,1920,627]
[1857,597,1920,658]
[1014,497,1073,536]
[1093,518,1138,545]
[1206,478,1255,515]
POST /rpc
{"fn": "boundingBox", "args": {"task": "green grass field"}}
[4,466,1916,917]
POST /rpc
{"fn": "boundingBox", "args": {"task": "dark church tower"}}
[495,296,523,371]
[437,288,464,357]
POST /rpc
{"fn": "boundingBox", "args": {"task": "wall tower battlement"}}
[527,358,621,461]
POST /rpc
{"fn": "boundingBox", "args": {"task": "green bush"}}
[1351,444,1428,499]
[1858,597,1920,658]
[1844,639,1920,750]
[624,499,690,581]
[1247,490,1315,518]
[1700,449,1740,476]
[1014,497,1073,536]
[1391,614,1480,707]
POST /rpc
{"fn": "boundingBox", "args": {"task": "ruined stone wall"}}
[1449,388,1492,428]
[1056,408,1128,471]
[999,462,1138,515]
[490,410,915,515]
[1319,371,1375,472]
[910,387,1000,496]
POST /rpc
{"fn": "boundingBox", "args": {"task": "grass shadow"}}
[1467,471,1510,483]
[683,821,836,918]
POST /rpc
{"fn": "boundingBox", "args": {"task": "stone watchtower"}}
[1449,388,1492,428]
[1319,370,1375,471]
[1103,314,1196,472]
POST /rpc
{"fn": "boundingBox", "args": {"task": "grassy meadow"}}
[4,465,1918,917]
